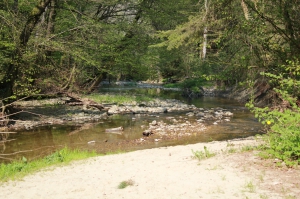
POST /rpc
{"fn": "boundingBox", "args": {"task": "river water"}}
[0,85,263,163]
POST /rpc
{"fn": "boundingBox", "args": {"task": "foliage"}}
[0,147,98,182]
[0,0,299,99]
[246,60,300,166]
[181,78,207,89]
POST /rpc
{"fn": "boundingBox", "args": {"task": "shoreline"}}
[0,137,299,199]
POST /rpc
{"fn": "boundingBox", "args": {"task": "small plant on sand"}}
[260,194,269,199]
[258,174,264,182]
[241,145,255,152]
[192,146,216,161]
[221,175,226,181]
[227,147,237,153]
[243,181,256,193]
[117,179,134,189]
[226,142,235,147]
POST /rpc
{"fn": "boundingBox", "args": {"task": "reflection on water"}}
[0,87,263,163]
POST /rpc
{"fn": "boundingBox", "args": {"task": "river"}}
[0,85,263,163]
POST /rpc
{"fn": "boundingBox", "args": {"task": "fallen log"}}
[65,93,105,111]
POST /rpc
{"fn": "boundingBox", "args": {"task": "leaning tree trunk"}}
[45,0,57,58]
[0,0,51,108]
[1,0,52,98]
[87,74,104,93]
[19,0,51,47]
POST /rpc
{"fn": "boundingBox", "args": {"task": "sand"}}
[0,138,299,199]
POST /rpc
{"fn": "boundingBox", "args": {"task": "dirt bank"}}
[0,138,299,199]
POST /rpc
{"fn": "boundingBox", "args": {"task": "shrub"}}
[246,60,300,166]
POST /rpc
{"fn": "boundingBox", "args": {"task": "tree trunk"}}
[87,75,104,93]
[20,0,51,47]
[0,0,52,100]
[13,0,18,13]
[46,0,57,38]
[201,0,209,60]
[282,2,299,56]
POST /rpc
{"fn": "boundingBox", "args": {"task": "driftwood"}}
[0,112,7,126]
[105,126,123,134]
[65,93,105,111]
[0,132,16,141]
[0,139,16,143]
[0,132,17,134]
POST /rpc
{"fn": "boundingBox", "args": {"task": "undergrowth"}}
[246,60,300,167]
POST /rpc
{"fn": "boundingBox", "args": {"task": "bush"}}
[181,78,206,90]
[246,60,300,166]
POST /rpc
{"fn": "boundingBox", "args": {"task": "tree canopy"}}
[0,0,299,100]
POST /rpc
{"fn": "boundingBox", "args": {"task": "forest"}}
[0,0,299,100]
[0,1,299,164]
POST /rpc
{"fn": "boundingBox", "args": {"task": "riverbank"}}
[0,137,299,199]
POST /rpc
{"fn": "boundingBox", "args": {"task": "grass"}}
[0,147,99,182]
[84,93,153,104]
[243,181,256,193]
[163,83,183,88]
[259,194,269,199]
[221,174,226,181]
[241,145,255,152]
[117,179,134,189]
[205,165,222,170]
[227,148,237,153]
[192,146,216,161]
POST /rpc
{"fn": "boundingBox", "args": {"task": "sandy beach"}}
[0,137,299,199]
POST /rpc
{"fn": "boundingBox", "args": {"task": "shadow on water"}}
[0,85,263,163]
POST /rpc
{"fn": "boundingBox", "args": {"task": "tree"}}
[0,0,51,100]
[154,0,300,88]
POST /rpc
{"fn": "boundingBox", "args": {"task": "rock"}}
[186,112,194,117]
[223,111,233,116]
[150,120,158,126]
[107,105,120,114]
[172,119,178,123]
[195,112,205,117]
[204,114,214,119]
[142,130,153,136]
